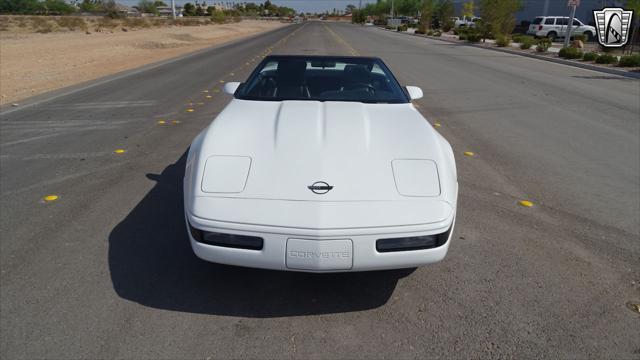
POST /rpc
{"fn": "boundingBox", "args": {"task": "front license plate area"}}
[286,238,353,271]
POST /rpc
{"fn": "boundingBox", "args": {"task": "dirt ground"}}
[0,19,286,105]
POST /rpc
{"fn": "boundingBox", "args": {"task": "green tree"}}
[436,0,454,30]
[153,0,166,7]
[626,0,640,53]
[42,0,75,14]
[137,0,157,14]
[478,0,521,37]
[182,2,195,16]
[345,4,356,13]
[0,0,41,13]
[420,0,436,30]
[462,0,474,18]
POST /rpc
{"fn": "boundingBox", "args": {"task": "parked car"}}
[527,16,596,41]
[454,16,481,28]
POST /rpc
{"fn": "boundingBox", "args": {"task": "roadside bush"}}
[558,47,582,59]
[595,54,617,64]
[124,18,150,28]
[397,24,408,32]
[211,10,227,24]
[458,33,467,40]
[442,22,453,32]
[432,30,442,37]
[385,25,394,30]
[536,38,551,52]
[97,16,118,29]
[617,54,640,67]
[512,33,525,43]
[582,52,598,61]
[519,35,535,49]
[56,17,88,31]
[495,34,511,47]
[467,32,482,43]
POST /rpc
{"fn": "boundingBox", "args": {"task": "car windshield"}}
[235,56,410,104]
[532,17,543,25]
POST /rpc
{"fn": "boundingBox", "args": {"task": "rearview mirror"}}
[406,86,423,100]
[224,82,241,95]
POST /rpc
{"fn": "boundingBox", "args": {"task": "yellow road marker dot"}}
[463,151,475,157]
[157,120,166,125]
[186,108,194,112]
[205,95,212,99]
[114,149,126,154]
[43,195,59,202]
[203,90,209,93]
[518,200,534,207]
[434,122,441,128]
[626,301,640,314]
[171,120,181,125]
[219,80,225,83]
[213,89,220,93]
[197,102,204,105]
[229,72,235,76]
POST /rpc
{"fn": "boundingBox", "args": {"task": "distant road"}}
[1,21,638,359]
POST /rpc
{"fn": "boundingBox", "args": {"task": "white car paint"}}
[184,82,458,272]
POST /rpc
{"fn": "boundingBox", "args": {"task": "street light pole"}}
[171,0,176,19]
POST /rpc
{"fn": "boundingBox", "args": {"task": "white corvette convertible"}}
[184,55,457,272]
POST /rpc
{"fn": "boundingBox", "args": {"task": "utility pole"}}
[563,0,579,48]
[171,0,176,19]
[391,0,394,19]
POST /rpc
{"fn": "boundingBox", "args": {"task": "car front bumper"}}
[185,212,455,272]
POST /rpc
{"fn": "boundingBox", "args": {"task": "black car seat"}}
[275,60,310,98]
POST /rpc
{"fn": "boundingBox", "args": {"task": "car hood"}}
[186,99,454,202]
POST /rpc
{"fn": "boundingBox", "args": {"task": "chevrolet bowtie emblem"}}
[308,181,334,194]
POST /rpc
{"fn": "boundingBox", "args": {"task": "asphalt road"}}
[1,21,639,359]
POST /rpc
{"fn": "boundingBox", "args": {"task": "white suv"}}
[527,16,596,41]
[454,16,482,29]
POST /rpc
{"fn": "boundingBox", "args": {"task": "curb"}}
[378,27,640,80]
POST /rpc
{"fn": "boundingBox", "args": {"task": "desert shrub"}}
[495,34,511,47]
[442,22,452,32]
[617,54,640,67]
[512,33,525,43]
[124,17,150,28]
[432,30,441,37]
[519,35,535,49]
[56,17,88,31]
[582,52,598,61]
[467,32,482,42]
[595,54,617,64]
[536,38,551,52]
[558,47,582,59]
[385,25,394,30]
[96,16,118,29]
[210,10,226,24]
[397,24,408,32]
[35,22,54,33]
